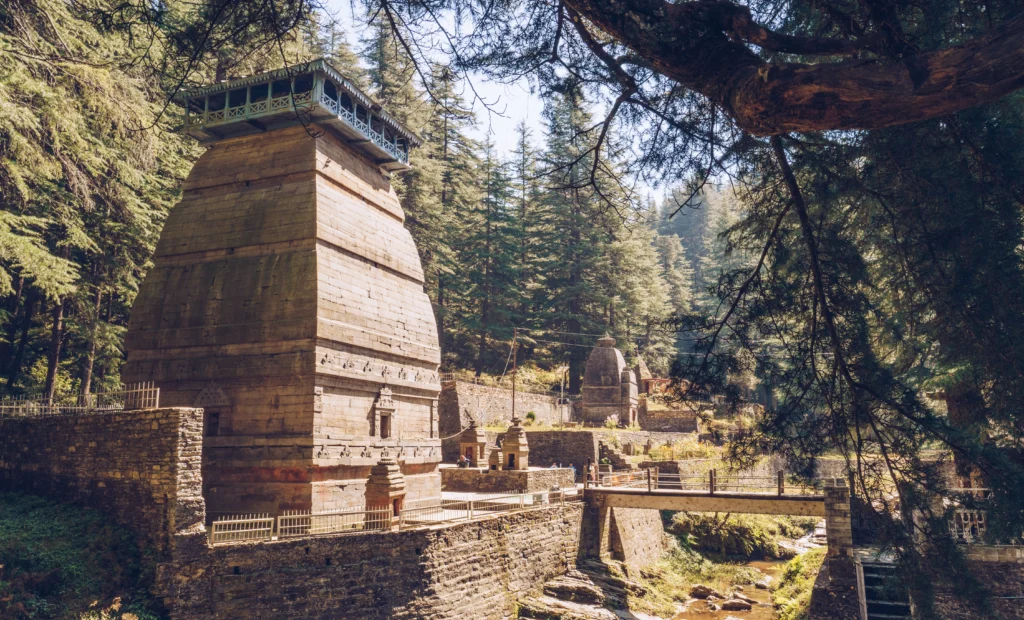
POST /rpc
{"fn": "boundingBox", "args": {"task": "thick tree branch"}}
[564,0,1024,135]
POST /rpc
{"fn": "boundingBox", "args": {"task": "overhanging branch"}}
[564,0,1024,135]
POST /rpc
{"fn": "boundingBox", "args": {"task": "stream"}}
[669,522,826,620]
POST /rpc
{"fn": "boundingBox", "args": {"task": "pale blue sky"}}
[322,1,664,202]
[323,1,547,158]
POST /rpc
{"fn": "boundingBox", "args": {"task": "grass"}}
[772,547,827,620]
[0,493,162,620]
[627,537,765,616]
[666,512,819,559]
[646,436,721,460]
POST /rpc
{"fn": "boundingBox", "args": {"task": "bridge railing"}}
[592,467,825,497]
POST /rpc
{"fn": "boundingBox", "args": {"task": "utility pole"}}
[511,327,518,423]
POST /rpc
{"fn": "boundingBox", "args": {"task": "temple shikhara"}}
[122,60,441,518]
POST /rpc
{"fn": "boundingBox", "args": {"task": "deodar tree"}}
[15,0,1024,609]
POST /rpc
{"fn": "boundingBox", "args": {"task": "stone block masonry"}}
[0,407,205,556]
[438,380,564,436]
[440,466,576,493]
[162,503,584,619]
[123,123,443,517]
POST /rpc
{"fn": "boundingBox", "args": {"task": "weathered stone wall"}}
[0,408,205,556]
[440,466,575,493]
[438,380,564,436]
[161,504,583,619]
[608,507,665,571]
[521,431,601,482]
[637,406,699,432]
[932,547,1024,619]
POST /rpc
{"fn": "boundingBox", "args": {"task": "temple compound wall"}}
[438,380,565,436]
[0,407,205,556]
[0,407,590,619]
[122,122,442,517]
[164,504,583,619]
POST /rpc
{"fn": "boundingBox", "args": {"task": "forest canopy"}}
[3,0,1024,611]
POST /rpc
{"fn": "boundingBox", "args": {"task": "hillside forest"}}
[0,3,740,399]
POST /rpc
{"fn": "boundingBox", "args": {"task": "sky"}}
[322,0,665,203]
[323,0,547,159]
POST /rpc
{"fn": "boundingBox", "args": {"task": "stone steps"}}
[599,441,638,471]
[862,563,911,619]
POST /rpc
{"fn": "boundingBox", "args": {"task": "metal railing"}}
[209,489,581,545]
[0,382,160,418]
[949,509,987,543]
[593,467,825,497]
[210,514,276,544]
[278,506,393,538]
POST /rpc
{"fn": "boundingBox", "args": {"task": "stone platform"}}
[441,465,576,494]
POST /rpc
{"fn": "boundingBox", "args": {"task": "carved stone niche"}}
[374,386,396,439]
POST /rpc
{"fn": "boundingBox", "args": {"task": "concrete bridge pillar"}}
[824,478,856,586]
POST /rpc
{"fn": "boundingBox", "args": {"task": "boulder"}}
[721,599,753,611]
[689,584,724,599]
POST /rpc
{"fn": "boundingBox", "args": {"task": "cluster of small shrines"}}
[457,417,529,470]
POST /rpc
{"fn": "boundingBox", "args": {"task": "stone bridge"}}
[581,475,855,585]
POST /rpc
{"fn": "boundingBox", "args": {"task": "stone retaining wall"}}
[0,407,205,556]
[638,406,699,432]
[932,547,1024,619]
[162,503,584,619]
[438,381,565,436]
[440,466,576,493]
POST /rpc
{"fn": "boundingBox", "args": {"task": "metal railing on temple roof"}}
[177,59,419,171]
[0,382,160,417]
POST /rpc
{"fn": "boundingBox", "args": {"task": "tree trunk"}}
[945,381,988,487]
[7,292,37,389]
[81,287,103,398]
[44,298,66,401]
[0,276,25,366]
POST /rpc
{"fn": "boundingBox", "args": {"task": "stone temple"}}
[580,335,638,426]
[122,60,441,517]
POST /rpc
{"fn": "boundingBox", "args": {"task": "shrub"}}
[524,411,536,426]
[604,414,620,429]
[773,547,827,620]
[666,512,819,559]
[0,493,161,619]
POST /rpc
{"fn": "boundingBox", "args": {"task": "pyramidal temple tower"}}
[123,60,441,517]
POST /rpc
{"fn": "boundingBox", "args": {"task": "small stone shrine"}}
[365,449,407,516]
[122,60,442,517]
[581,335,638,426]
[502,416,530,470]
[459,419,488,467]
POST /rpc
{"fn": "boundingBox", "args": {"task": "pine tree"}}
[455,138,521,375]
[0,0,196,395]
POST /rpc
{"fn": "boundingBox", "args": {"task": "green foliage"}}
[647,436,720,461]
[0,0,198,397]
[666,512,818,559]
[0,492,161,619]
[629,538,764,616]
[772,547,827,620]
